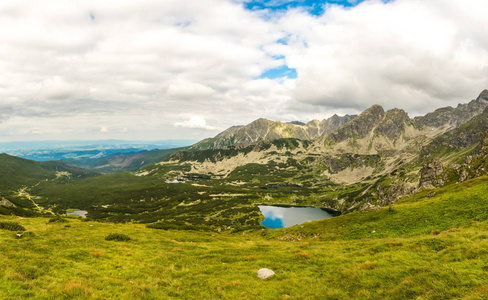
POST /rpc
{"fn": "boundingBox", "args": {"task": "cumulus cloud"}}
[283,0,488,115]
[175,117,221,130]
[0,0,488,141]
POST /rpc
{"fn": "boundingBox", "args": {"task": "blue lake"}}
[258,205,334,229]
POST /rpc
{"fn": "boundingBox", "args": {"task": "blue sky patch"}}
[259,65,298,80]
[244,0,368,16]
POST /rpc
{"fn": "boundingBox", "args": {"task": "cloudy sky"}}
[1,0,488,142]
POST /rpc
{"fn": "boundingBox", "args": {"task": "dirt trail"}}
[17,182,55,215]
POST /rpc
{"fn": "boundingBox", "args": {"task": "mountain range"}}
[1,90,488,228]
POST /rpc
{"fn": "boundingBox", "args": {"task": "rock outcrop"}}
[0,198,16,207]
[419,159,446,189]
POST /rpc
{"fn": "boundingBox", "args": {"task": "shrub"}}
[48,216,69,223]
[431,229,441,235]
[146,222,206,231]
[0,221,25,231]
[105,233,131,241]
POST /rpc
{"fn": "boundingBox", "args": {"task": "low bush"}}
[105,233,131,241]
[0,221,25,231]
[48,216,69,223]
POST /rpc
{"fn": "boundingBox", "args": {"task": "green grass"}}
[2,176,488,299]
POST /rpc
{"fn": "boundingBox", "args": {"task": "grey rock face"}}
[330,104,385,142]
[375,108,411,140]
[419,159,446,189]
[191,114,357,150]
[414,90,488,129]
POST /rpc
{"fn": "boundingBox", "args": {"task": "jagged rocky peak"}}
[476,89,488,102]
[287,121,306,126]
[375,108,411,140]
[190,114,357,150]
[329,104,385,142]
[414,89,488,129]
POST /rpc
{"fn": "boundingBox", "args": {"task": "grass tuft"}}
[0,221,25,231]
[105,233,131,241]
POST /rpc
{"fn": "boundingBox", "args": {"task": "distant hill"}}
[65,147,185,173]
[0,139,197,162]
[0,153,98,215]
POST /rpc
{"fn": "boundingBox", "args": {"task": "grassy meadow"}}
[1,176,488,299]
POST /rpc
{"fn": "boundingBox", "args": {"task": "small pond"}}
[66,210,88,218]
[258,205,337,229]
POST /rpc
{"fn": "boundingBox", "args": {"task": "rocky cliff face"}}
[329,105,385,142]
[414,90,488,129]
[375,109,411,140]
[419,159,446,189]
[191,114,357,150]
[420,108,488,159]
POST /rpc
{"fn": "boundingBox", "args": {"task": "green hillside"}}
[2,176,488,299]
[0,153,95,192]
[0,153,98,216]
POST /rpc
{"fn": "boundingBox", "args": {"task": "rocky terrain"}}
[142,90,488,213]
[191,114,356,150]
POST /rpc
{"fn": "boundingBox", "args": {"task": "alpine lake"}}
[258,205,340,229]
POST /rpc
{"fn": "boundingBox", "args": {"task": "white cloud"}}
[0,0,488,141]
[175,117,221,130]
[283,0,488,115]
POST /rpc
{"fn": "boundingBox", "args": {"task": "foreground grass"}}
[2,177,488,299]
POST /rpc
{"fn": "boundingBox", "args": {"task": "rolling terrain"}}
[2,90,488,299]
[1,90,487,230]
[1,175,488,299]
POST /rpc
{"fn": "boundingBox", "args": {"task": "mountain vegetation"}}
[2,90,488,298]
[1,90,488,231]
[2,175,488,298]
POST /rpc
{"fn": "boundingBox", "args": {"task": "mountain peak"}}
[476,89,488,102]
[328,104,385,143]
[364,104,385,114]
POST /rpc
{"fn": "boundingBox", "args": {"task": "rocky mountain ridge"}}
[190,114,357,150]
[144,90,488,212]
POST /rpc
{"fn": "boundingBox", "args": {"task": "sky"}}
[1,0,488,142]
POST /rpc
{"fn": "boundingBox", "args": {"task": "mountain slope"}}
[3,175,488,299]
[191,114,356,150]
[0,153,98,213]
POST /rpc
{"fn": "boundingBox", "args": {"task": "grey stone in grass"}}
[257,268,275,279]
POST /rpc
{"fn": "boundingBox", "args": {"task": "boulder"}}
[257,268,275,279]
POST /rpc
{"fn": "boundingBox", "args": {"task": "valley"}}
[2,175,488,299]
[1,90,488,299]
[2,91,488,230]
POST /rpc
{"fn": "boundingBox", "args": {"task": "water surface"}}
[258,205,334,229]
[66,210,88,218]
